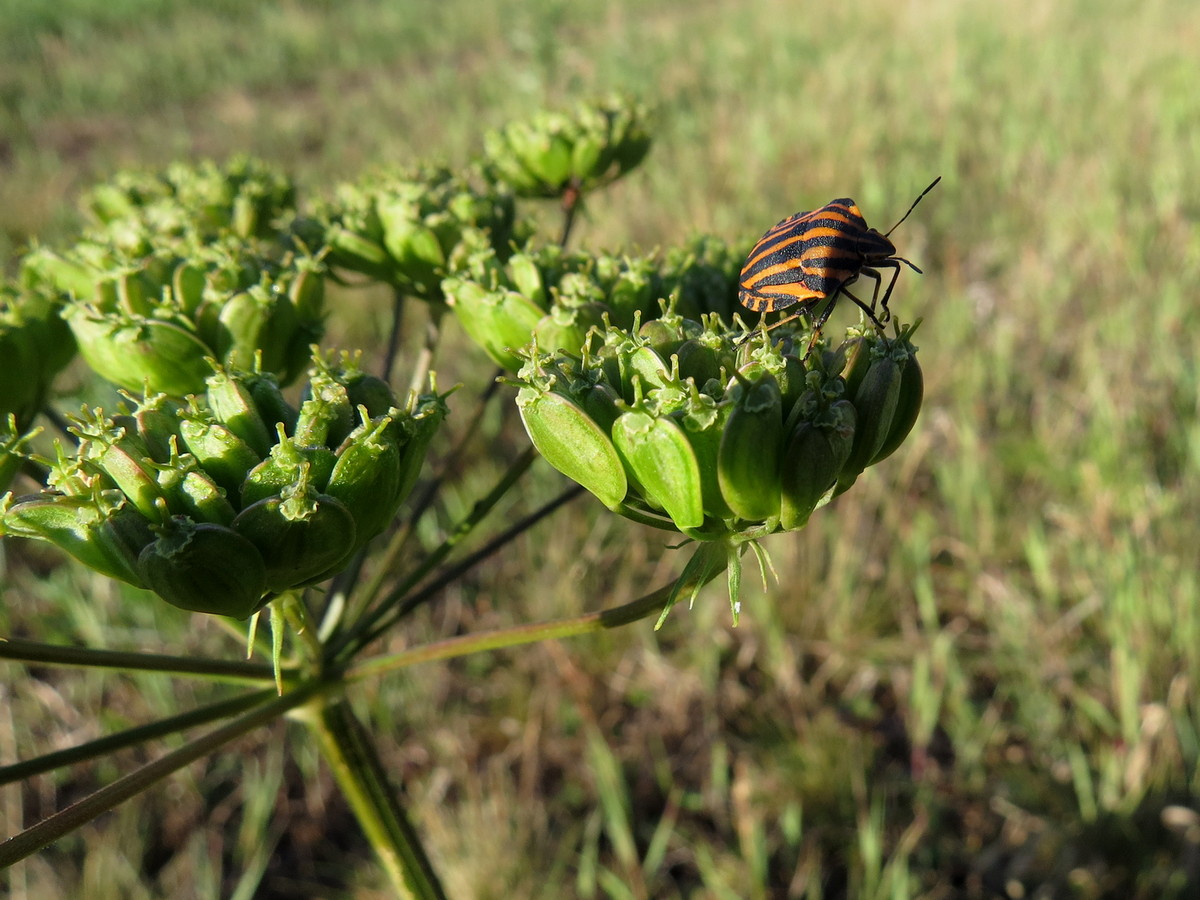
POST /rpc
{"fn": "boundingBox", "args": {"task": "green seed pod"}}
[244,371,297,437]
[675,339,722,388]
[677,391,733,520]
[63,309,213,396]
[325,223,395,282]
[575,382,623,436]
[377,202,446,297]
[344,372,397,421]
[207,369,273,458]
[156,461,237,526]
[178,412,263,498]
[869,353,923,466]
[835,336,871,402]
[717,373,784,522]
[240,432,339,508]
[127,392,183,464]
[86,437,171,525]
[621,345,672,398]
[778,353,810,422]
[612,409,704,530]
[532,302,605,358]
[1,494,153,588]
[137,518,268,618]
[230,479,358,592]
[294,376,354,450]
[836,353,903,493]
[391,392,447,506]
[216,288,298,377]
[19,246,97,299]
[288,257,326,322]
[444,279,545,372]
[637,318,685,360]
[172,260,207,316]
[517,387,627,510]
[507,252,547,307]
[0,319,41,426]
[779,401,856,531]
[324,414,406,541]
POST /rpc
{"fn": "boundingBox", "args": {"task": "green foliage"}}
[2,0,1200,897]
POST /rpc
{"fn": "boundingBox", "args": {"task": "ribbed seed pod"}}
[779,400,856,531]
[323,415,407,542]
[717,373,783,521]
[1,495,152,588]
[517,387,627,511]
[240,433,338,508]
[444,280,545,372]
[207,370,273,458]
[230,475,358,593]
[63,309,213,396]
[870,352,923,466]
[155,462,238,526]
[178,412,263,498]
[137,519,268,618]
[836,352,903,493]
[612,409,704,530]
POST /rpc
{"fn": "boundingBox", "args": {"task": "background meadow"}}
[2,0,1200,896]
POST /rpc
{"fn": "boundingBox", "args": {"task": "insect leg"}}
[849,267,887,323]
[874,260,904,319]
[800,291,843,360]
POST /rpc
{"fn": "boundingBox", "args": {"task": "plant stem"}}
[0,687,278,785]
[346,576,693,684]
[344,479,583,658]
[303,699,447,900]
[381,286,407,383]
[331,446,539,659]
[382,483,586,623]
[0,678,332,867]
[559,179,583,248]
[324,368,509,647]
[0,637,285,683]
[407,303,444,399]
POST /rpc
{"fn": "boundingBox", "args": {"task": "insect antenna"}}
[883,176,941,238]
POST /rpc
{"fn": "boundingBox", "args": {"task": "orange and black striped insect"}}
[738,177,940,347]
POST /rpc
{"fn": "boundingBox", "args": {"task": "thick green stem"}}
[0,637,284,683]
[303,698,446,900]
[346,577,692,684]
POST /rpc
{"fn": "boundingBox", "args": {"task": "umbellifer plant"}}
[0,98,926,897]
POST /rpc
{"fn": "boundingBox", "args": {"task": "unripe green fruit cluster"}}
[444,237,747,372]
[315,166,529,299]
[516,316,923,542]
[481,96,653,199]
[0,354,447,618]
[0,282,76,432]
[78,155,298,248]
[33,241,328,397]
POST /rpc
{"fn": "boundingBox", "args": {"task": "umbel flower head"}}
[481,96,653,199]
[314,166,529,299]
[0,279,77,430]
[514,313,923,622]
[444,239,748,372]
[78,155,299,249]
[26,236,327,397]
[0,352,449,618]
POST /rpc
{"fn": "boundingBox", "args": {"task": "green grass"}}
[4,0,1200,896]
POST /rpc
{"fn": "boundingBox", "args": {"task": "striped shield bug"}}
[738,177,940,351]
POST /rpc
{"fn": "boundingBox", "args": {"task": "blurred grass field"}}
[3,0,1200,896]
